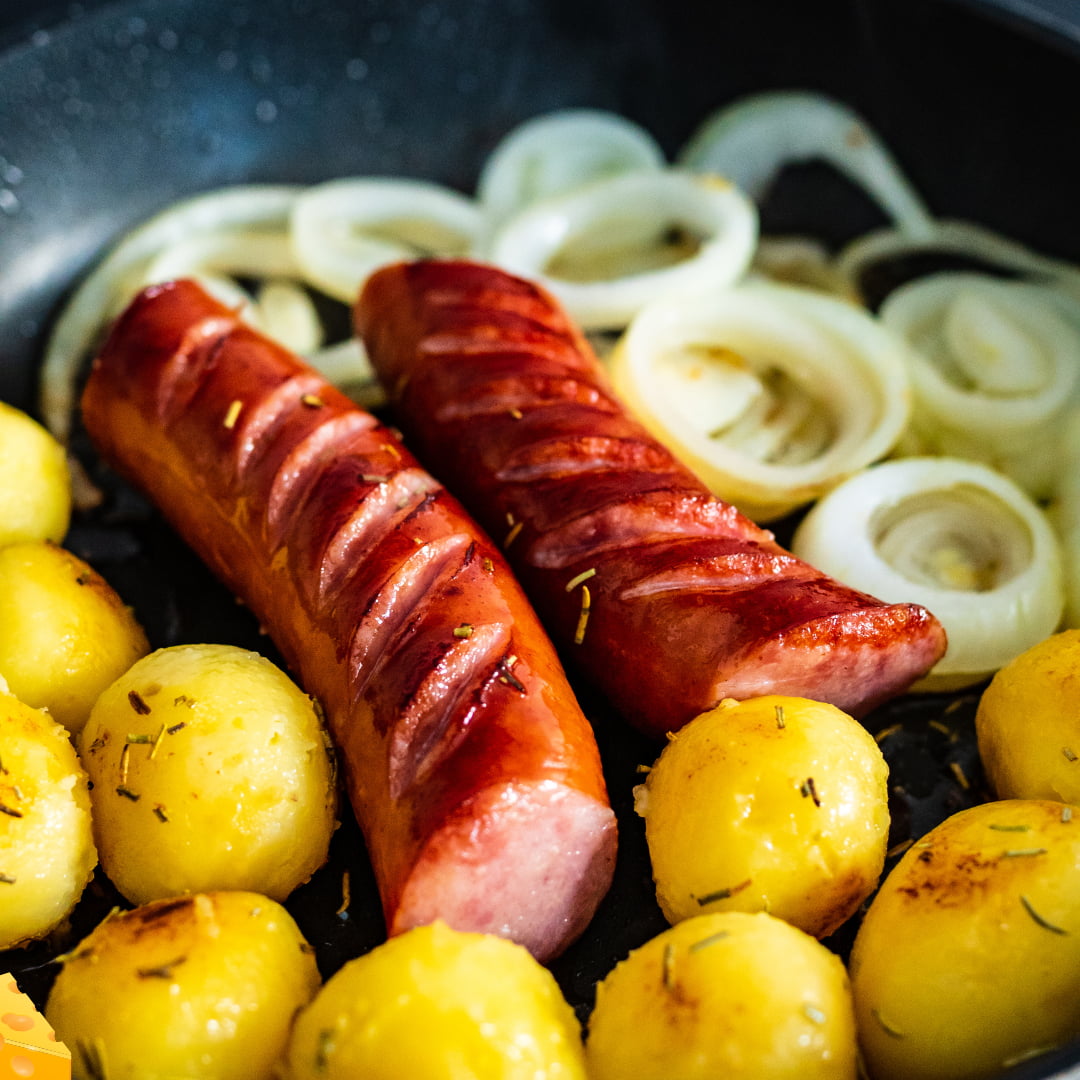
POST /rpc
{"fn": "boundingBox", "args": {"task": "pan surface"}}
[1,0,1079,1076]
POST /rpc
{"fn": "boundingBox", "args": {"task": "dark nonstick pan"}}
[1,0,1079,1076]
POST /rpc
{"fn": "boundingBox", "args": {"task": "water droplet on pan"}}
[255,99,278,123]
[0,190,20,215]
[345,58,368,81]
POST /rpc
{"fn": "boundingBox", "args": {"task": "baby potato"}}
[849,799,1080,1080]
[46,890,321,1080]
[635,695,889,937]
[80,643,337,904]
[976,629,1080,802]
[0,692,96,949]
[284,920,586,1080]
[586,911,857,1080]
[0,541,149,736]
[0,400,70,546]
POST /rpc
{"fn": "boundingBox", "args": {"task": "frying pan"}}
[1,0,1079,1076]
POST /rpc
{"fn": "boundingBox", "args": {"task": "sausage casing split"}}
[355,259,948,739]
[80,279,616,962]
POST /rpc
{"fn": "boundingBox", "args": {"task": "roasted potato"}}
[635,695,889,937]
[0,692,96,949]
[284,920,586,1079]
[46,890,321,1080]
[586,911,858,1080]
[849,799,1080,1080]
[0,400,70,546]
[79,643,337,904]
[976,629,1080,803]
[0,541,149,736]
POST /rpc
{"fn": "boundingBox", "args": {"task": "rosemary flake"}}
[223,399,243,429]
[508,407,523,420]
[887,838,914,859]
[149,723,167,760]
[803,1004,827,1025]
[1064,747,1078,763]
[564,567,597,593]
[1020,894,1067,935]
[928,719,954,739]
[874,723,902,744]
[119,743,131,785]
[316,1028,337,1072]
[125,733,152,744]
[688,930,729,953]
[153,805,169,823]
[167,721,187,735]
[497,657,526,694]
[573,584,591,645]
[988,823,1030,832]
[137,955,187,980]
[453,624,474,639]
[504,520,524,548]
[77,1037,109,1080]
[0,872,16,884]
[128,689,152,716]
[361,473,390,484]
[0,802,23,818]
[336,870,351,919]
[1002,848,1048,858]
[661,943,675,990]
[301,394,324,408]
[381,442,401,459]
[696,878,752,905]
[116,785,141,802]
[800,777,822,807]
[482,557,495,574]
[872,1009,905,1039]
[775,704,785,729]
[1064,806,1074,823]
[948,761,970,789]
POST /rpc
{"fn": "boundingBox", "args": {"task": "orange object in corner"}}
[0,975,70,1079]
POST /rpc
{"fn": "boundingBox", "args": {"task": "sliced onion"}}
[750,235,856,298]
[792,457,1064,690]
[608,280,912,521]
[256,279,324,355]
[475,108,665,232]
[677,90,935,239]
[487,170,758,330]
[40,185,302,441]
[1047,409,1080,630]
[290,178,482,304]
[879,272,1080,498]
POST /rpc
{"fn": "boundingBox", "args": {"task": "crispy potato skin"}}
[850,799,1080,1080]
[284,921,586,1080]
[0,692,96,948]
[585,911,858,1080]
[79,643,337,904]
[636,696,889,937]
[976,630,1080,803]
[0,541,149,736]
[0,400,70,546]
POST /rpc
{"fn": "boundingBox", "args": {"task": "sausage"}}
[355,259,948,739]
[80,279,616,962]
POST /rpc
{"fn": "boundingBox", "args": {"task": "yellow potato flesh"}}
[79,643,337,904]
[285,920,586,1080]
[0,400,70,546]
[46,891,320,1080]
[976,629,1080,803]
[850,799,1080,1080]
[0,692,96,948]
[637,695,889,937]
[585,911,857,1080]
[0,541,149,736]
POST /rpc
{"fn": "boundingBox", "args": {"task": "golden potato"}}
[46,890,320,1080]
[635,696,889,937]
[0,541,149,736]
[0,400,70,546]
[80,643,337,904]
[284,921,586,1080]
[976,629,1080,802]
[0,692,96,948]
[849,799,1080,1080]
[586,911,857,1080]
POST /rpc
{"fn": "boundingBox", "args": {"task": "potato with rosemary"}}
[0,690,96,949]
[284,920,586,1080]
[46,890,321,1080]
[635,695,889,937]
[0,400,70,546]
[586,910,857,1080]
[79,643,337,904]
[976,629,1080,803]
[0,540,149,736]
[850,799,1080,1080]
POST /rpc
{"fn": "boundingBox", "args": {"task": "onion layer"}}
[609,280,912,521]
[487,171,758,330]
[792,457,1064,691]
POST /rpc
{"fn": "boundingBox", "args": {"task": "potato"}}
[976,629,1080,802]
[849,799,1080,1080]
[635,695,889,937]
[0,400,70,546]
[46,890,320,1080]
[79,643,337,904]
[284,920,586,1079]
[0,692,96,949]
[0,541,149,736]
[586,911,857,1080]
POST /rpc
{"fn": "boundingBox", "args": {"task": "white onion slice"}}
[290,178,482,304]
[1047,409,1080,630]
[40,185,302,441]
[792,457,1064,690]
[487,171,758,330]
[475,108,666,231]
[750,236,856,298]
[879,272,1080,498]
[608,280,912,521]
[677,90,935,239]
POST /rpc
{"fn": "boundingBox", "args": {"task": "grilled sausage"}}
[80,279,617,962]
[355,259,948,739]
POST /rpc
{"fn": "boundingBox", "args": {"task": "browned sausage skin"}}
[355,259,948,739]
[80,279,616,962]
